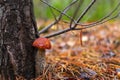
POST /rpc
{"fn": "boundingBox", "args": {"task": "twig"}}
[75,11,120,30]
[71,0,96,28]
[76,0,120,27]
[45,28,71,38]
[47,2,57,21]
[45,11,120,38]
[70,0,83,28]
[39,0,77,34]
[39,0,120,38]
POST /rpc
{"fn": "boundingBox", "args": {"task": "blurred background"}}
[32,1,120,80]
[33,0,119,22]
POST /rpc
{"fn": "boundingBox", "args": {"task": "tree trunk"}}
[0,0,39,79]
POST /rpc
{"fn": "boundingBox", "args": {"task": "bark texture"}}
[0,0,38,79]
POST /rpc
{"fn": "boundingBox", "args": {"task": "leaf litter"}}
[35,20,120,80]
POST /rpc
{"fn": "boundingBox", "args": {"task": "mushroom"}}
[32,37,51,76]
[32,37,51,50]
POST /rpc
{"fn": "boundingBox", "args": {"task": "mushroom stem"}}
[35,49,46,76]
[32,37,51,76]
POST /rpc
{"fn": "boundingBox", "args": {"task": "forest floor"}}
[36,20,120,80]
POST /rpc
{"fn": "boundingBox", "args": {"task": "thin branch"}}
[45,12,120,38]
[40,0,120,38]
[39,0,78,34]
[43,0,58,21]
[48,2,57,21]
[53,0,120,28]
[75,11,120,30]
[71,0,96,28]
[70,0,83,28]
[76,0,120,27]
[57,0,79,21]
[45,28,71,38]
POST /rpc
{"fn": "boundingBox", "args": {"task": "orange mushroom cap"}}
[32,37,51,49]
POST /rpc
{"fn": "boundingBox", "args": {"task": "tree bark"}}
[0,0,38,79]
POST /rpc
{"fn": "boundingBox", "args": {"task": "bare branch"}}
[75,11,120,30]
[45,28,71,38]
[45,11,120,38]
[39,0,120,38]
[39,0,78,34]
[47,1,57,21]
[76,0,120,27]
[71,0,96,28]
[70,0,83,28]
